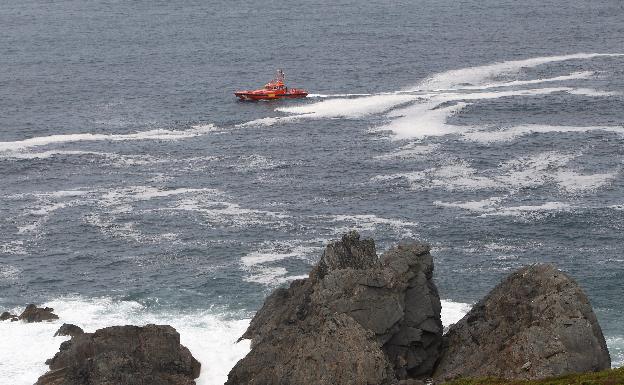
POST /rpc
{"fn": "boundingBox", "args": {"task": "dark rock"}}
[227,232,443,385]
[54,323,84,338]
[18,304,59,323]
[36,324,201,385]
[1,311,18,321]
[433,264,611,381]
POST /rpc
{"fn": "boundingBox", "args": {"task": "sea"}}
[1,0,623,383]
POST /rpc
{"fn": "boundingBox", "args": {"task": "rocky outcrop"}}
[433,264,611,381]
[36,324,201,385]
[54,323,84,338]
[1,311,18,321]
[227,231,443,385]
[19,304,59,322]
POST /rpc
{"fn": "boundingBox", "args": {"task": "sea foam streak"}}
[0,125,218,152]
[413,53,623,91]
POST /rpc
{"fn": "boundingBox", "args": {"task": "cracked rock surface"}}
[433,264,611,381]
[226,231,442,385]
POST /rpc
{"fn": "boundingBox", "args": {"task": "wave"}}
[276,94,417,119]
[412,53,623,91]
[0,124,218,152]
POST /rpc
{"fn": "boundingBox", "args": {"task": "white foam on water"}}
[0,124,218,152]
[0,150,99,159]
[241,243,321,267]
[489,202,573,218]
[608,337,624,368]
[413,53,623,91]
[235,116,286,128]
[276,94,417,119]
[0,241,27,255]
[434,197,505,213]
[307,93,373,98]
[243,267,308,286]
[375,151,615,195]
[382,101,468,140]
[0,297,251,385]
[0,265,21,281]
[377,160,501,191]
[457,71,596,90]
[328,214,418,238]
[374,143,441,160]
[235,154,286,172]
[555,171,618,193]
[380,87,576,140]
[440,300,471,327]
[463,124,624,143]
[568,88,622,97]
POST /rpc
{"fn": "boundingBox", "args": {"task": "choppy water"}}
[1,0,623,383]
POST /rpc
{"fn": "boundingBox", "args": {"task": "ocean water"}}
[1,0,623,383]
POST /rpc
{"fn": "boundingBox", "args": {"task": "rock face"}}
[54,323,84,338]
[226,231,443,385]
[36,324,201,385]
[433,264,611,381]
[19,304,59,322]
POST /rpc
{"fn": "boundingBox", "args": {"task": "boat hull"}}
[234,91,308,101]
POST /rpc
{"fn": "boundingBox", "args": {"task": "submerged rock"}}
[433,264,611,381]
[18,304,59,323]
[53,323,84,338]
[36,324,201,385]
[227,231,443,385]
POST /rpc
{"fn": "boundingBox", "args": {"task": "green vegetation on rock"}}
[442,367,624,385]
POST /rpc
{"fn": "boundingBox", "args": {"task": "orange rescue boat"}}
[235,69,308,101]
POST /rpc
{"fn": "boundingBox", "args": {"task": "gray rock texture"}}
[226,231,443,385]
[1,311,18,321]
[433,264,611,382]
[36,324,200,385]
[19,304,59,322]
[54,323,84,338]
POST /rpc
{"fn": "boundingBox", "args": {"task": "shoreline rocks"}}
[433,264,611,381]
[227,231,443,385]
[227,233,612,385]
[36,324,201,385]
[0,311,18,321]
[18,304,59,323]
[53,323,84,338]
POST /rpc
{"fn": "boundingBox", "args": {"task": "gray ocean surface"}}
[1,0,623,383]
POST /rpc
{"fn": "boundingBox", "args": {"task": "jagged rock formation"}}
[36,324,201,385]
[226,231,443,385]
[19,304,59,322]
[54,323,84,338]
[433,264,611,381]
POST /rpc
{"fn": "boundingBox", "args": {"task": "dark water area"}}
[1,0,623,382]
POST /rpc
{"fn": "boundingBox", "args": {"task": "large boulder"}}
[227,231,443,385]
[433,264,611,381]
[18,304,59,322]
[36,324,201,385]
